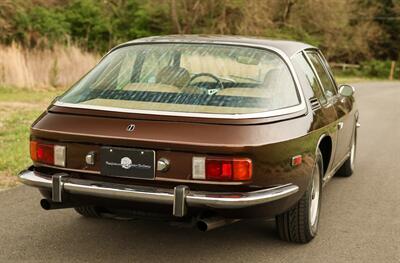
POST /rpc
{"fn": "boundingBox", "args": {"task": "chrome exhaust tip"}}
[40,199,76,210]
[196,216,240,232]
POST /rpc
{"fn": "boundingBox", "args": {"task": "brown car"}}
[19,35,359,243]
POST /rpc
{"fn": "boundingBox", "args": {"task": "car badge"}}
[126,124,136,132]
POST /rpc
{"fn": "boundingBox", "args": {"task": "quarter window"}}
[306,51,337,100]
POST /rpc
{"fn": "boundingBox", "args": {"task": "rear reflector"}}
[192,156,252,181]
[30,141,66,167]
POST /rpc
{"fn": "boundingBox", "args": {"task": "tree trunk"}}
[389,61,395,80]
[171,0,182,34]
[281,0,296,26]
[183,0,201,34]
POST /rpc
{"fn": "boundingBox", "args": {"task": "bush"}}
[65,0,111,51]
[333,60,399,79]
[13,6,69,48]
[359,60,397,79]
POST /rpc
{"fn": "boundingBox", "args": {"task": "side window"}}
[306,51,337,100]
[318,52,337,86]
[291,53,327,104]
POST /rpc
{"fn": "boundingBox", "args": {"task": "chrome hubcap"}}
[309,163,320,231]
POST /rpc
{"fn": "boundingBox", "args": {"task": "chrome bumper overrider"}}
[18,169,299,217]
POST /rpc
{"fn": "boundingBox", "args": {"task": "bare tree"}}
[171,0,182,34]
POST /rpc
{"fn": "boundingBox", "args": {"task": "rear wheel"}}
[275,149,323,243]
[74,206,103,218]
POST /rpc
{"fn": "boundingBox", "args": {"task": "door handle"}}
[337,122,344,130]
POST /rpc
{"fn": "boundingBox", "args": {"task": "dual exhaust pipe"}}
[40,199,240,231]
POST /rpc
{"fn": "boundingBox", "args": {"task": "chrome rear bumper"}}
[18,169,299,217]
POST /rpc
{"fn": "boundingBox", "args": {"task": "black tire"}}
[74,206,103,218]
[336,128,357,177]
[275,149,323,243]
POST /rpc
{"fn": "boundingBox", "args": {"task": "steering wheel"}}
[188,73,224,95]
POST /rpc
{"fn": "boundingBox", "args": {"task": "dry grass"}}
[0,44,99,88]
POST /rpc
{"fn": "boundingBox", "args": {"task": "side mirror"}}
[338,84,355,97]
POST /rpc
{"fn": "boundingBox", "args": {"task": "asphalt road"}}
[1,82,399,263]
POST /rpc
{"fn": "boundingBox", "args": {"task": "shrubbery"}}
[0,0,399,74]
[360,60,398,79]
[334,60,400,79]
[2,0,166,52]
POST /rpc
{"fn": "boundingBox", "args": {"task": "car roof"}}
[121,35,316,58]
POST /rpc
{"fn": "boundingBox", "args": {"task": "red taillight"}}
[206,160,232,180]
[201,157,252,181]
[30,140,65,166]
[36,143,54,165]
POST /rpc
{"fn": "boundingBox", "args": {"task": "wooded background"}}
[0,0,399,85]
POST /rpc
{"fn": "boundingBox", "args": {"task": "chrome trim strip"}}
[55,41,307,120]
[18,170,299,209]
[53,101,306,120]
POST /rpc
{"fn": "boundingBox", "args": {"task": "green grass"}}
[0,110,43,173]
[0,86,63,188]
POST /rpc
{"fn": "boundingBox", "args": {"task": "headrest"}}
[156,66,190,88]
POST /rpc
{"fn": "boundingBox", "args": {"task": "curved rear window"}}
[59,44,300,115]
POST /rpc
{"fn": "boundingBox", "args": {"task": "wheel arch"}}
[316,134,333,177]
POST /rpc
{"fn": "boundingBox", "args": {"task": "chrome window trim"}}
[53,101,306,119]
[55,41,307,120]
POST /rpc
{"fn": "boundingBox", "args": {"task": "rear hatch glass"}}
[59,43,300,115]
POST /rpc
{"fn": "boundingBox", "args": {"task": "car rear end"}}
[19,41,312,223]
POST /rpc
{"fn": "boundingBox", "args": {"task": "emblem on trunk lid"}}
[126,124,136,131]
